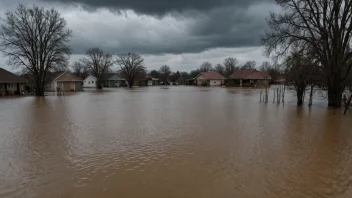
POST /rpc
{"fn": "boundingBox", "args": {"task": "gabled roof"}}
[230,69,271,80]
[48,71,66,81]
[196,72,226,80]
[0,68,26,83]
[56,72,82,82]
[145,75,159,81]
[102,73,124,81]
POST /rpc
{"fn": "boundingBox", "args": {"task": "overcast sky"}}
[0,0,279,72]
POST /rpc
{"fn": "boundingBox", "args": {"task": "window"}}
[88,81,90,84]
[93,81,95,84]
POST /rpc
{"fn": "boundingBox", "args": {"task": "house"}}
[194,72,226,86]
[83,73,126,88]
[83,74,97,88]
[102,73,125,87]
[229,69,271,87]
[139,75,160,86]
[46,71,83,92]
[0,68,27,96]
[176,77,185,85]
[273,75,286,85]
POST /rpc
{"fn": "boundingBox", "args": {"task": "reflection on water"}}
[1,86,352,198]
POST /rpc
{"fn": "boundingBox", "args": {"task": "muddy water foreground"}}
[1,86,352,198]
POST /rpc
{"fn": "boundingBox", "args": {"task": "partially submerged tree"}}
[71,61,88,79]
[214,64,225,75]
[0,4,72,96]
[284,49,318,106]
[81,48,113,89]
[223,57,238,77]
[200,62,213,72]
[116,53,145,88]
[262,0,352,107]
[159,65,172,84]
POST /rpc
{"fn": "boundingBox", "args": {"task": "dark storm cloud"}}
[40,0,272,15]
[0,0,278,55]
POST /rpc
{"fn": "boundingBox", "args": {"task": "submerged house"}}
[83,73,126,88]
[83,74,97,88]
[46,71,83,92]
[102,73,125,87]
[176,77,185,85]
[229,69,271,87]
[0,68,26,96]
[194,72,226,86]
[139,75,160,86]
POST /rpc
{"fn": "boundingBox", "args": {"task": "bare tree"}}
[116,53,145,88]
[71,61,88,79]
[0,4,72,96]
[200,62,213,72]
[223,57,238,77]
[284,49,318,106]
[214,64,225,75]
[81,48,114,89]
[262,0,352,108]
[159,65,172,84]
[260,61,282,82]
[241,61,256,70]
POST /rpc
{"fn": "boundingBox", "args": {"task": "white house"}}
[83,75,97,88]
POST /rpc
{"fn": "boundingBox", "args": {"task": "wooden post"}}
[260,91,262,102]
[282,85,285,103]
[273,89,275,103]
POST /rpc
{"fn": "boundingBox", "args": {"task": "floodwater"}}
[1,86,352,198]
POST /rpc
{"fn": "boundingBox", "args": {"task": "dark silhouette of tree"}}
[260,61,281,82]
[200,62,212,72]
[116,53,145,88]
[81,48,113,89]
[0,4,72,96]
[214,64,225,75]
[159,65,172,83]
[71,61,88,79]
[190,69,201,78]
[149,70,160,78]
[170,71,181,82]
[223,57,238,77]
[262,0,352,108]
[241,61,256,70]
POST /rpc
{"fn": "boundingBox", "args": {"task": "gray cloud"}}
[0,0,277,72]
[39,0,272,15]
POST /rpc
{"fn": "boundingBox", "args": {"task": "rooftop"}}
[0,68,27,83]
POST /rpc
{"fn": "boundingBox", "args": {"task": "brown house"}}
[45,71,83,92]
[0,68,27,96]
[229,69,271,87]
[194,72,226,86]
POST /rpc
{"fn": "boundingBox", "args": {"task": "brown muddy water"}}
[1,86,352,198]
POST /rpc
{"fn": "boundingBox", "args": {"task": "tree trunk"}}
[128,79,134,88]
[344,93,352,115]
[297,88,304,106]
[328,84,344,108]
[36,86,45,96]
[96,79,103,89]
[308,85,314,107]
[35,78,45,96]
